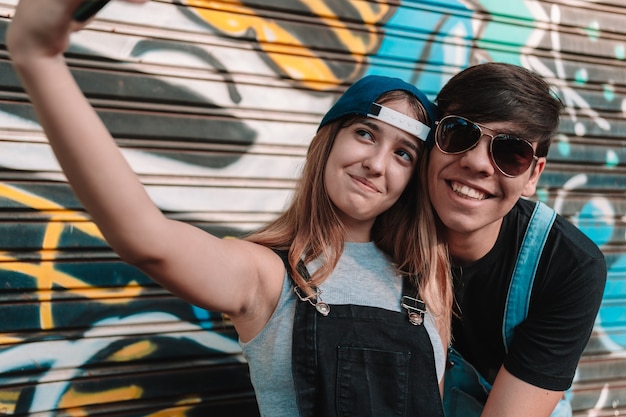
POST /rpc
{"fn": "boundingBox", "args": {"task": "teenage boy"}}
[430,62,607,417]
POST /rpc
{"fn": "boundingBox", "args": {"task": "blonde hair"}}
[245,90,453,345]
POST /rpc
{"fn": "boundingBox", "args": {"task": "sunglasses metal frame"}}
[434,115,539,177]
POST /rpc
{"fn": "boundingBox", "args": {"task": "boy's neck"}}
[445,219,503,267]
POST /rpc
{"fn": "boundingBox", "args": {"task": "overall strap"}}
[502,201,556,353]
[401,275,427,326]
[273,249,330,315]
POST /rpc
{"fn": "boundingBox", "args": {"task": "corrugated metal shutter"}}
[0,0,623,415]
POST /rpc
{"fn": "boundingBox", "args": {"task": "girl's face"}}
[324,99,422,241]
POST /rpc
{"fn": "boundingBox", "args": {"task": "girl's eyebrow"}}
[359,119,381,132]
[399,137,420,154]
[359,119,420,153]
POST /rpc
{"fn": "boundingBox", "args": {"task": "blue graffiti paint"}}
[474,0,534,66]
[192,305,214,329]
[577,199,613,245]
[574,68,588,84]
[575,198,625,348]
[603,84,616,102]
[616,44,625,60]
[585,20,600,41]
[365,0,473,94]
[606,150,619,168]
[535,188,549,203]
[598,255,626,347]
[556,134,571,157]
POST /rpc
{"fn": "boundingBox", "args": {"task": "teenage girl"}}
[7,1,452,415]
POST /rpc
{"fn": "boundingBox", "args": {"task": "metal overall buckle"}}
[401,295,426,325]
[293,285,330,316]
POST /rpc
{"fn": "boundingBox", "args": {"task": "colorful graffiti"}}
[0,0,623,415]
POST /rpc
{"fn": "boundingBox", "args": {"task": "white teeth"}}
[451,182,486,200]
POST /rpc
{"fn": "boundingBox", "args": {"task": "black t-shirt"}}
[451,198,607,391]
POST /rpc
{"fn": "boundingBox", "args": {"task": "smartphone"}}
[72,0,111,21]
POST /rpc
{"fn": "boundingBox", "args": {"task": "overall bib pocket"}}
[336,346,410,417]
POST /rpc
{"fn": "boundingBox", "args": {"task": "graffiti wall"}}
[0,0,623,415]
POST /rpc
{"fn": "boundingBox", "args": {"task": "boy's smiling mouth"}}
[450,181,488,200]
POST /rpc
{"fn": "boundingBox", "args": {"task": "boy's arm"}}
[481,367,562,417]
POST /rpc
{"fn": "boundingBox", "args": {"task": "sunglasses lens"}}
[492,135,535,177]
[436,117,481,153]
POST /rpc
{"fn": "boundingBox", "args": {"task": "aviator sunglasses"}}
[435,115,539,177]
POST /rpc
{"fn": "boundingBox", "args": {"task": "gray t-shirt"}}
[240,242,445,417]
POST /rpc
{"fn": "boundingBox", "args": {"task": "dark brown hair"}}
[436,62,564,157]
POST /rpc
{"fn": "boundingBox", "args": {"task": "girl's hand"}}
[7,0,146,61]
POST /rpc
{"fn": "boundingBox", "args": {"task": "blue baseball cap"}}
[318,75,439,148]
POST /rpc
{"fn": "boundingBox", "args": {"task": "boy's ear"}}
[521,157,546,197]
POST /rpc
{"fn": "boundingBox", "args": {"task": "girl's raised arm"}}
[6,0,285,337]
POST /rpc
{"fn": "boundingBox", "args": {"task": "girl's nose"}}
[362,150,386,175]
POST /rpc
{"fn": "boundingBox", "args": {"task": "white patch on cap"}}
[367,103,430,141]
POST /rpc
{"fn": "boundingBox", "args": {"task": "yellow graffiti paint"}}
[58,391,201,417]
[0,258,142,298]
[301,0,390,50]
[0,390,19,414]
[0,335,23,345]
[108,340,157,362]
[0,184,141,330]
[145,397,202,417]
[0,184,103,239]
[59,385,144,410]
[183,0,394,89]
[0,258,142,329]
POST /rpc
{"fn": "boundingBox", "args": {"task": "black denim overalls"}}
[281,252,445,417]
